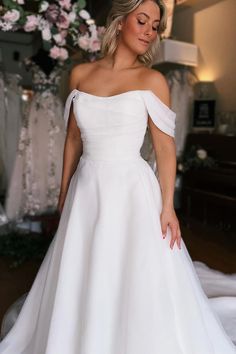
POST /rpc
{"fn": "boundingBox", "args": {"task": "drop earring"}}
[116,23,121,36]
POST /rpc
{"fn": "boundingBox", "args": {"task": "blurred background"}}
[0,0,235,341]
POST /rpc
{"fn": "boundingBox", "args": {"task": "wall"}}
[172,0,236,111]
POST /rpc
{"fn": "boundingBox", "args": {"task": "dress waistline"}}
[80,152,143,163]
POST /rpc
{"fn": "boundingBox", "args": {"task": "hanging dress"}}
[5,62,66,220]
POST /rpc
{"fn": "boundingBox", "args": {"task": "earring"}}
[116,29,120,36]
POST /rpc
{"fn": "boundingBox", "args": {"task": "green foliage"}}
[77,0,86,9]
[3,0,16,8]
[42,40,52,51]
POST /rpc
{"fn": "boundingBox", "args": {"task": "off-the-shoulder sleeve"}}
[63,89,79,129]
[141,90,176,137]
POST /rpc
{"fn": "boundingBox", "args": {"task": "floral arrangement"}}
[0,0,105,62]
[177,145,217,173]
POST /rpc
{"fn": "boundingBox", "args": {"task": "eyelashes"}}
[137,19,159,32]
[137,19,145,25]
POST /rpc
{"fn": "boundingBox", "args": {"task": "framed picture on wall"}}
[193,100,215,130]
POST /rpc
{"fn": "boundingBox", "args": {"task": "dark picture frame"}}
[193,100,215,128]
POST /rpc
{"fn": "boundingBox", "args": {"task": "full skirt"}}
[0,156,235,354]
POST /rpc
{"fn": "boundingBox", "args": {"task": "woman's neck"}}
[105,45,141,71]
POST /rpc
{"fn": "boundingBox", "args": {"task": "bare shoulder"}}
[140,67,171,107]
[69,61,98,90]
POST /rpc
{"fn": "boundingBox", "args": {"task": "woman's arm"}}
[148,71,181,250]
[57,66,83,214]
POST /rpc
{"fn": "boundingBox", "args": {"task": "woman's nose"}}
[144,23,152,36]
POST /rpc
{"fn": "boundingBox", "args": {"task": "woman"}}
[0,0,235,353]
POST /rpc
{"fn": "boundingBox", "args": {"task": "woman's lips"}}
[139,38,150,46]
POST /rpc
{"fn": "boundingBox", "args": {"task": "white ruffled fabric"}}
[0,89,235,354]
[64,89,175,137]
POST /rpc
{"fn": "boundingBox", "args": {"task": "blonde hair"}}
[100,0,167,67]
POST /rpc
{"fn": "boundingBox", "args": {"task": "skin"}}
[58,0,182,250]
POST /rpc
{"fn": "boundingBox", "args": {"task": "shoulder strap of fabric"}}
[63,89,79,129]
[141,90,176,137]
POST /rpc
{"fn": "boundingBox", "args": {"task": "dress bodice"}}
[25,59,62,94]
[64,89,176,161]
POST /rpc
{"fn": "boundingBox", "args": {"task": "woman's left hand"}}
[160,207,182,250]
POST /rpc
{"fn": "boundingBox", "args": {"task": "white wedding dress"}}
[0,89,235,354]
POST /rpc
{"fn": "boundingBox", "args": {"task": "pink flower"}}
[89,39,101,52]
[3,9,20,23]
[45,4,60,24]
[24,15,39,32]
[59,0,71,10]
[49,45,68,61]
[49,45,60,59]
[42,27,52,41]
[57,11,70,29]
[78,34,90,51]
[60,30,68,38]
[59,47,68,60]
[97,26,106,38]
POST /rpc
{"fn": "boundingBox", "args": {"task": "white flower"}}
[38,17,48,31]
[68,11,76,23]
[42,26,52,41]
[0,21,14,31]
[12,0,25,4]
[79,9,90,20]
[89,23,98,38]
[53,33,66,46]
[86,18,95,26]
[177,163,184,171]
[3,9,20,23]
[196,149,207,160]
[39,1,49,13]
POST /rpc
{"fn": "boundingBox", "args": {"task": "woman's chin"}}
[136,44,151,56]
[136,49,149,56]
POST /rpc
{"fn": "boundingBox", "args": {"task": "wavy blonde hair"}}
[100,0,167,67]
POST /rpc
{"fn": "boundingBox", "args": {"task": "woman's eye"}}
[138,19,159,32]
[137,19,146,25]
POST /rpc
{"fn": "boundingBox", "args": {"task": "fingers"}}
[176,228,182,249]
[160,212,182,250]
[162,223,168,239]
[168,223,182,250]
